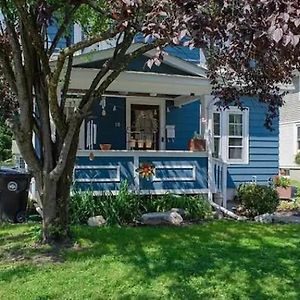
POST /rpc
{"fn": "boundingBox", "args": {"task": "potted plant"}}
[188,132,206,151]
[273,175,292,199]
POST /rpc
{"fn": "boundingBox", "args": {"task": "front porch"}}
[67,48,228,205]
[73,150,227,206]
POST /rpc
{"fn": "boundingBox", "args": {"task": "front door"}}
[129,104,160,150]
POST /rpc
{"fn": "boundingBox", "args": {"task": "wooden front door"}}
[129,104,160,150]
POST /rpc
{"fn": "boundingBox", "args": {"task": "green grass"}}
[1,222,300,299]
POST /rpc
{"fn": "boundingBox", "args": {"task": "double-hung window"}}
[212,107,249,164]
[297,126,300,151]
[213,112,221,158]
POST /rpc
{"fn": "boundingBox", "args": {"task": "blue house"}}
[59,41,280,208]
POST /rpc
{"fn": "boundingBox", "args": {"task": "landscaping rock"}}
[87,216,106,227]
[254,212,300,224]
[254,213,274,223]
[272,212,300,224]
[170,208,186,218]
[141,212,183,226]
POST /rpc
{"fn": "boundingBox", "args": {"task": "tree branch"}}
[13,0,51,75]
[48,4,80,56]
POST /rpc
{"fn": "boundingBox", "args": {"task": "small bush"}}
[277,199,300,212]
[69,190,96,225]
[96,182,144,226]
[237,183,279,217]
[273,176,291,188]
[144,194,212,220]
[295,152,300,165]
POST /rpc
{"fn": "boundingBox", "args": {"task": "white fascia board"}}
[71,44,143,66]
[145,49,207,78]
[71,44,207,78]
[69,68,211,95]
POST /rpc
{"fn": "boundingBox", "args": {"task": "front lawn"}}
[1,221,300,299]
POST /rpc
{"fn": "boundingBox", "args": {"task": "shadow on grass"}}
[67,221,300,299]
[1,221,300,299]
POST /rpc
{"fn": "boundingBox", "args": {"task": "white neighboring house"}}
[280,74,300,180]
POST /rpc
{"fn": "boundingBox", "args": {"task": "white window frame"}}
[296,124,300,152]
[213,107,249,165]
[126,97,166,150]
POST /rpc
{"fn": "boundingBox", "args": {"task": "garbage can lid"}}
[0,167,30,177]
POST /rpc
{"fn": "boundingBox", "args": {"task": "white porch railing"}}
[209,157,228,208]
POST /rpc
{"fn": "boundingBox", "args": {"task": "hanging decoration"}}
[136,162,155,179]
[100,97,106,117]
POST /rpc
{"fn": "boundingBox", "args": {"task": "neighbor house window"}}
[212,107,249,164]
[297,126,300,150]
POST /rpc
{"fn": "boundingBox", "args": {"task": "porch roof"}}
[69,68,211,96]
[71,44,208,78]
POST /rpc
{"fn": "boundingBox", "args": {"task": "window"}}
[228,113,243,160]
[297,126,300,151]
[213,113,221,158]
[212,107,249,164]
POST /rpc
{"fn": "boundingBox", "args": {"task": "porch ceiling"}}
[69,68,211,96]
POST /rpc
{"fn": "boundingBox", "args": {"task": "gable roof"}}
[72,43,207,78]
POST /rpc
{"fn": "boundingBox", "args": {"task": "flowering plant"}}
[273,175,291,189]
[136,162,155,179]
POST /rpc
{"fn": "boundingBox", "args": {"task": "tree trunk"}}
[40,131,80,244]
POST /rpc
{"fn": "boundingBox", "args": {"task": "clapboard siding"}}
[280,76,300,123]
[227,98,279,187]
[85,97,126,150]
[166,101,200,150]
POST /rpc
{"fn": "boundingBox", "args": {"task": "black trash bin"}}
[0,168,31,223]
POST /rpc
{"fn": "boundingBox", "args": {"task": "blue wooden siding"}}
[85,97,126,150]
[139,157,208,191]
[74,156,134,192]
[74,155,208,193]
[134,34,204,64]
[76,55,192,76]
[166,100,200,150]
[48,23,74,51]
[227,98,279,188]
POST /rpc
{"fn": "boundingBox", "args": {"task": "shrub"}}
[69,190,96,225]
[144,194,212,220]
[96,181,144,226]
[277,199,300,212]
[273,175,291,188]
[295,152,300,165]
[70,182,144,226]
[237,183,279,217]
[69,183,212,225]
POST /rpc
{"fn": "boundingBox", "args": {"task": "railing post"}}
[222,162,227,208]
[208,156,213,202]
[133,154,140,192]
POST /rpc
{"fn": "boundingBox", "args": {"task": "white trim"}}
[126,97,166,150]
[76,150,208,157]
[74,165,121,183]
[88,188,210,196]
[68,68,211,96]
[70,44,207,78]
[210,105,249,165]
[152,165,196,182]
[133,155,140,190]
[295,123,300,153]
